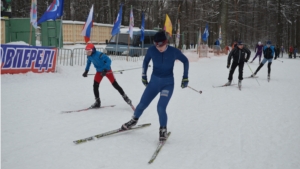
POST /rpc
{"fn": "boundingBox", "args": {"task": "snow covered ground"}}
[1,47,300,169]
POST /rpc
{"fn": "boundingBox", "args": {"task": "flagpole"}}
[140,11,144,56]
[29,0,33,46]
[29,24,32,46]
[115,33,119,59]
[127,5,133,62]
[111,3,122,60]
[58,16,63,49]
[127,34,129,61]
[88,16,92,45]
[142,41,144,56]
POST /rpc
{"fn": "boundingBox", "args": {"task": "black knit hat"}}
[153,31,167,42]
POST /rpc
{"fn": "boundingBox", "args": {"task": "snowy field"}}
[1,47,300,169]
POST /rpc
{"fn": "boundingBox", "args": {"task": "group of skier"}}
[288,46,299,59]
[81,28,286,141]
[226,40,278,89]
[82,31,189,141]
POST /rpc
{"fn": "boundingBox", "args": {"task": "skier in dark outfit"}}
[82,43,132,108]
[274,44,280,60]
[225,41,251,88]
[251,40,276,80]
[120,31,189,141]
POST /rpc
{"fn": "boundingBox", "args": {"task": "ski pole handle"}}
[188,86,202,94]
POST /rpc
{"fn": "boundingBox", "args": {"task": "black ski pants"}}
[228,61,245,81]
[254,62,272,75]
[93,80,125,100]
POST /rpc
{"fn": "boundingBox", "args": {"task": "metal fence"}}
[57,48,73,66]
[108,48,148,62]
[57,48,147,66]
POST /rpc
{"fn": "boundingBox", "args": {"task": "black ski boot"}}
[90,98,101,108]
[121,117,138,130]
[251,73,256,77]
[159,127,168,141]
[122,94,132,105]
[225,80,232,86]
[268,74,270,82]
[238,80,242,90]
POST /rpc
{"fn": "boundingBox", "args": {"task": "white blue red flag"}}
[111,4,123,36]
[37,0,64,24]
[81,5,94,43]
[30,0,37,28]
[129,6,134,39]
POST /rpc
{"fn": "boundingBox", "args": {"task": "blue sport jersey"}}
[134,45,189,127]
[85,51,111,72]
[142,45,189,78]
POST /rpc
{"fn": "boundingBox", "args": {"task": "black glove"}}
[227,65,230,69]
[181,76,189,88]
[274,57,277,60]
[82,70,88,77]
[244,59,248,62]
[142,76,148,87]
[101,69,107,76]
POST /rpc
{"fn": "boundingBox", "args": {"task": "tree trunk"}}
[220,0,228,48]
[276,0,282,45]
[297,7,300,48]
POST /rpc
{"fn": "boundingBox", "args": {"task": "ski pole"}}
[88,65,151,75]
[114,64,151,72]
[246,62,260,86]
[275,59,283,63]
[88,71,123,75]
[188,86,202,94]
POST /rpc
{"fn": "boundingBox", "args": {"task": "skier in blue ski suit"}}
[251,40,276,79]
[82,43,132,108]
[120,31,189,141]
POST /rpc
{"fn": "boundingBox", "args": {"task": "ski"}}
[213,84,237,88]
[61,105,116,113]
[148,132,171,164]
[244,76,258,79]
[73,123,151,144]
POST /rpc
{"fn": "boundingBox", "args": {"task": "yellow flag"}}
[164,14,172,36]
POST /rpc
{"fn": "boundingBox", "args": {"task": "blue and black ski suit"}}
[133,45,189,127]
[254,45,275,75]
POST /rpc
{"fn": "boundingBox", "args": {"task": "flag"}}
[202,24,209,42]
[111,4,123,36]
[30,0,37,28]
[140,12,145,42]
[129,6,134,39]
[37,0,64,24]
[175,19,180,48]
[164,14,172,36]
[81,5,94,43]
